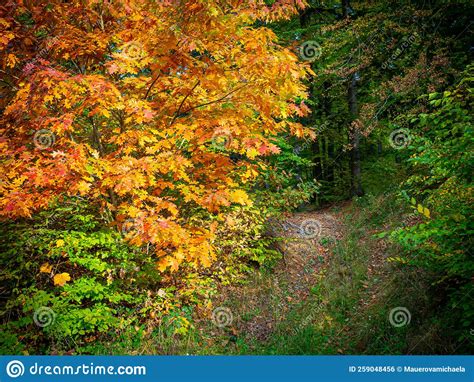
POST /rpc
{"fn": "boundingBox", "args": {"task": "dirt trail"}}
[216,207,343,343]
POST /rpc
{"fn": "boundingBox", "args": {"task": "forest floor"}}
[211,205,349,351]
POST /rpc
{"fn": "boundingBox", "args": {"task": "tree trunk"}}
[348,73,364,197]
[341,0,363,197]
[312,139,323,181]
[342,0,350,18]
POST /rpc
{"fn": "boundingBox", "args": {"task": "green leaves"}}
[387,64,474,343]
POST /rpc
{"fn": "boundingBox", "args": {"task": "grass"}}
[226,193,412,354]
[73,156,470,354]
[89,191,434,355]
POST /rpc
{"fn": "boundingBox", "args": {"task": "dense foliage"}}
[1,0,472,355]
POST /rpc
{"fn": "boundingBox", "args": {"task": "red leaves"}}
[0,0,312,272]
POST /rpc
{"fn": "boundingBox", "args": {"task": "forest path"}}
[215,206,345,346]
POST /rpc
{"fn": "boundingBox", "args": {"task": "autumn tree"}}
[0,0,313,271]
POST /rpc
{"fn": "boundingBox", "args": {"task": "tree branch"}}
[144,72,162,100]
[171,84,248,124]
[168,80,201,126]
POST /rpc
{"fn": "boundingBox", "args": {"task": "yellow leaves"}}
[53,272,71,286]
[0,0,314,274]
[76,180,91,195]
[11,176,27,188]
[229,189,252,206]
[411,198,431,219]
[387,256,408,264]
[225,216,236,228]
[209,6,220,16]
[155,227,216,272]
[422,207,430,218]
[40,263,53,274]
[138,134,156,147]
[241,168,259,182]
[6,53,18,68]
[246,147,259,159]
[415,203,430,218]
[44,95,54,103]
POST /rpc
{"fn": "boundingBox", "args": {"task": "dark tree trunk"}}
[341,0,363,196]
[299,8,311,28]
[342,0,350,18]
[377,140,383,155]
[348,73,364,197]
[312,139,323,180]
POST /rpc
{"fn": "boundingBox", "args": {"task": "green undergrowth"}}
[227,190,472,354]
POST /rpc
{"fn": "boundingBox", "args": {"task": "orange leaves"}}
[0,0,311,272]
[156,227,216,272]
[39,263,53,274]
[53,272,71,287]
[40,263,72,287]
[109,40,151,74]
[229,189,252,206]
[6,53,18,68]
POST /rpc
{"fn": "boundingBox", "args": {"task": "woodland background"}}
[0,0,473,355]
